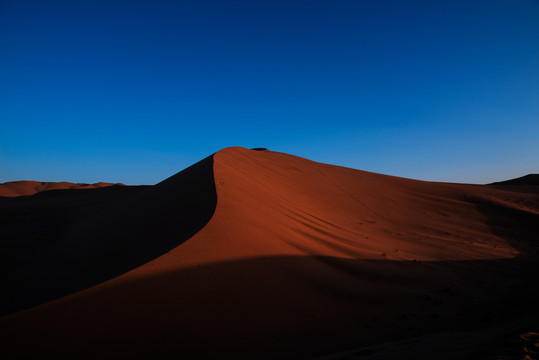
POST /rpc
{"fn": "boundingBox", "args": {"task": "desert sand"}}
[0,147,538,359]
[0,180,124,197]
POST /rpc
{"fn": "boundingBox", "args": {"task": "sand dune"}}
[0,180,124,197]
[490,174,539,186]
[0,156,215,315]
[0,147,538,359]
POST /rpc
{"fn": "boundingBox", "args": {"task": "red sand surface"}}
[0,147,538,359]
[0,180,124,197]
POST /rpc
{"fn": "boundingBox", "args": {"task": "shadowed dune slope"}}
[0,180,124,197]
[490,174,539,186]
[0,156,216,315]
[488,174,539,196]
[1,147,538,359]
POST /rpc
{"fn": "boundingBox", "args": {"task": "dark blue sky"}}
[1,0,538,184]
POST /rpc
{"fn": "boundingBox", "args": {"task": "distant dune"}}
[490,173,539,186]
[0,147,538,359]
[0,180,124,197]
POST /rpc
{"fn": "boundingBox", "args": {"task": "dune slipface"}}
[0,156,216,315]
[0,147,538,359]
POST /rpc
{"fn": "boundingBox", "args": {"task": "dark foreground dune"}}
[0,147,538,359]
[0,156,216,315]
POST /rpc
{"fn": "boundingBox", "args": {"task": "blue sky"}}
[1,0,538,184]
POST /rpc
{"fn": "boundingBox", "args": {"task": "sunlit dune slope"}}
[0,180,124,197]
[1,147,538,359]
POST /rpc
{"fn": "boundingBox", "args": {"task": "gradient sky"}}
[1,0,538,185]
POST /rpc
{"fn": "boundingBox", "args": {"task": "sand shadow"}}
[467,188,539,261]
[0,155,217,316]
[1,253,538,359]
